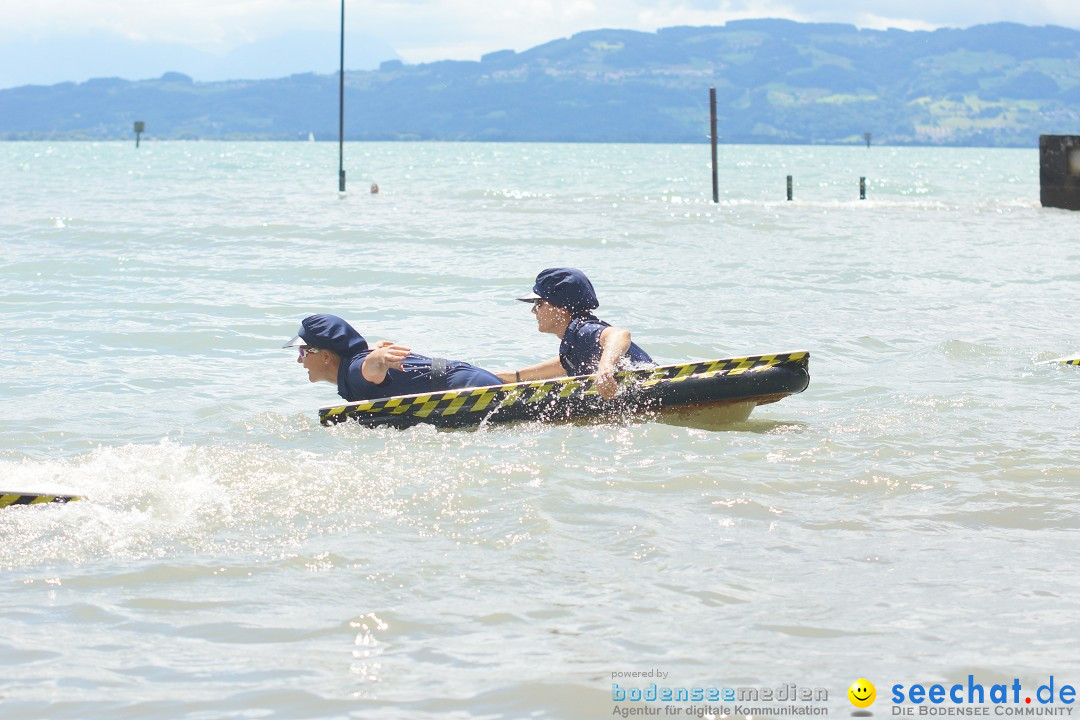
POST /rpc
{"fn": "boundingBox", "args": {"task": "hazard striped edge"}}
[319,351,809,426]
[0,492,82,509]
[1042,355,1080,366]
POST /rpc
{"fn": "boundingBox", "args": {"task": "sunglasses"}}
[298,346,322,359]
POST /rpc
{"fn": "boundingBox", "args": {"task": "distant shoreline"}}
[0,138,1043,148]
[2,20,1077,147]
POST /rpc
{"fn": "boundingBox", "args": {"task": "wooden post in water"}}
[786,175,793,201]
[1040,134,1080,210]
[864,132,871,148]
[860,176,866,200]
[337,0,346,192]
[134,121,144,148]
[709,87,718,203]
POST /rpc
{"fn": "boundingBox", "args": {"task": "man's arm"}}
[494,356,567,383]
[594,326,631,399]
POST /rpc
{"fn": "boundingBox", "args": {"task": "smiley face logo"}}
[848,679,876,708]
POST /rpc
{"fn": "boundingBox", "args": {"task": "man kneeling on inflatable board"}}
[496,267,655,399]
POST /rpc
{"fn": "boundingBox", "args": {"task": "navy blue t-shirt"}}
[337,351,501,402]
[558,316,654,376]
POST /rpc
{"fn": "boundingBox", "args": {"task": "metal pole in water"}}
[709,87,718,203]
[338,0,346,192]
[786,175,793,201]
[860,176,866,200]
[134,121,144,148]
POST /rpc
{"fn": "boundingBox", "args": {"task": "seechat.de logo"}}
[849,679,877,709]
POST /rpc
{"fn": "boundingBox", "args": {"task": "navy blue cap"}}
[517,267,599,314]
[283,314,369,357]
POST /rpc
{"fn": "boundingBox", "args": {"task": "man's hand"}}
[362,340,411,383]
[594,367,618,399]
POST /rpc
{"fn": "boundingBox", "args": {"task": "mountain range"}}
[0,30,398,89]
[3,19,1080,145]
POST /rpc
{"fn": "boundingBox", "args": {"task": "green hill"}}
[3,19,1080,145]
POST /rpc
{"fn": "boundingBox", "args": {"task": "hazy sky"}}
[3,0,1079,64]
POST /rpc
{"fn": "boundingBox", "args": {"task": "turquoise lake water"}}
[1,141,1078,719]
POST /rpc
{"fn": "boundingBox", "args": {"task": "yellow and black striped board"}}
[319,351,810,430]
[1044,355,1080,366]
[0,492,81,509]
